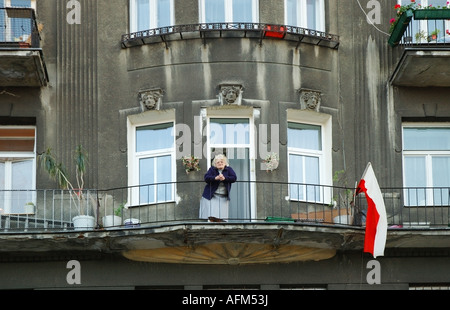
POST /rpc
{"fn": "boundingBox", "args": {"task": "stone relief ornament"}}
[299,89,321,112]
[219,85,243,105]
[138,88,164,111]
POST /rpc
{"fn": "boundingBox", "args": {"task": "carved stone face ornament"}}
[138,89,164,111]
[299,89,321,112]
[220,85,243,105]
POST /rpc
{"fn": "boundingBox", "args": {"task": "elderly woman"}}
[199,154,237,222]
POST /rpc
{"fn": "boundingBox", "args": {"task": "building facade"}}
[0,0,449,290]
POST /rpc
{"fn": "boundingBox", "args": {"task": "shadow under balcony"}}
[389,9,450,87]
[0,7,48,87]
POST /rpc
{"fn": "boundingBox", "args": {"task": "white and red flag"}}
[355,162,387,258]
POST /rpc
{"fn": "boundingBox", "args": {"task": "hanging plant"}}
[262,152,279,172]
[181,155,201,173]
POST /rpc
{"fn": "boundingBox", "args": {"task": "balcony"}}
[389,9,450,87]
[0,181,449,264]
[121,22,340,49]
[0,7,48,87]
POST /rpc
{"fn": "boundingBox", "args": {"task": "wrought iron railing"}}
[0,7,41,48]
[1,182,449,233]
[121,22,340,49]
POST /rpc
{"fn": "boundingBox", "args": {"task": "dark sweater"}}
[201,166,237,200]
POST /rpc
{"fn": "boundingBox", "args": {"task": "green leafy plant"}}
[181,155,200,173]
[262,152,279,172]
[39,144,92,215]
[114,203,125,216]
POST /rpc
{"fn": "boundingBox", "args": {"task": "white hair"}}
[212,154,228,167]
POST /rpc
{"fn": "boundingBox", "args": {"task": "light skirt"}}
[199,195,229,220]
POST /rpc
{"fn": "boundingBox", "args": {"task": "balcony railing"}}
[121,22,340,49]
[0,7,41,48]
[1,182,449,233]
[389,8,450,47]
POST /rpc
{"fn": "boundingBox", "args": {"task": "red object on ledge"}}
[264,25,286,38]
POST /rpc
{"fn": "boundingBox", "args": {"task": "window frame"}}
[284,0,325,32]
[402,123,450,206]
[129,0,175,33]
[127,111,176,206]
[0,125,36,214]
[199,0,259,23]
[286,110,332,204]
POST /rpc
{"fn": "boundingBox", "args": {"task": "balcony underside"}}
[1,223,450,264]
[0,49,48,87]
[391,48,450,87]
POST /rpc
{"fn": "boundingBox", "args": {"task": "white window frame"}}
[130,0,174,33]
[199,0,259,23]
[0,125,36,214]
[127,110,176,206]
[402,122,450,206]
[284,0,325,32]
[287,110,332,204]
[3,0,36,8]
[204,107,257,220]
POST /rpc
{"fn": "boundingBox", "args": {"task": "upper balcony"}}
[0,7,48,87]
[388,8,450,87]
[121,22,340,50]
[1,181,449,264]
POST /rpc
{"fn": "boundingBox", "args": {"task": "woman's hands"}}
[215,173,225,181]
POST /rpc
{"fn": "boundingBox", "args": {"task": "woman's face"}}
[215,159,226,170]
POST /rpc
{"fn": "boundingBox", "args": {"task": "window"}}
[402,124,450,206]
[128,112,176,206]
[0,126,36,214]
[286,110,332,204]
[288,122,322,202]
[285,0,325,31]
[199,0,259,23]
[130,0,174,32]
[0,0,35,43]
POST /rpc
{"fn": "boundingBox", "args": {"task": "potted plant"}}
[415,30,427,43]
[430,29,440,40]
[262,152,279,172]
[331,170,354,225]
[38,144,96,230]
[181,155,200,173]
[102,203,124,228]
[24,202,35,214]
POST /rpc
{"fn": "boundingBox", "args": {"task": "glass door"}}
[208,118,253,221]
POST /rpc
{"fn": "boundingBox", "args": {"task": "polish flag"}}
[355,162,387,258]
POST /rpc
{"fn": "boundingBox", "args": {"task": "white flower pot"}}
[333,215,353,225]
[73,215,95,230]
[102,215,122,228]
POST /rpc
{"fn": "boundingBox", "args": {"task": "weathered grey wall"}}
[0,250,449,289]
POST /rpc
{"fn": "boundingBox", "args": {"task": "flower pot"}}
[102,215,122,228]
[414,9,450,20]
[73,215,95,230]
[388,9,414,47]
[124,218,140,228]
[24,203,35,214]
[333,215,353,225]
